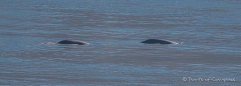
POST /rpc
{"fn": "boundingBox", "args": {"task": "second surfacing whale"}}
[141,39,178,45]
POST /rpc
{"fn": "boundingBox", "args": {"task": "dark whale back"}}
[58,40,89,45]
[141,39,177,44]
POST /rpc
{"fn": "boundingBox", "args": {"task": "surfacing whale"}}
[141,39,178,44]
[58,40,89,45]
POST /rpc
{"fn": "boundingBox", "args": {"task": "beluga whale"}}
[58,40,89,45]
[141,39,178,45]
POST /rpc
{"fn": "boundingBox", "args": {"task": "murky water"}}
[1,0,241,86]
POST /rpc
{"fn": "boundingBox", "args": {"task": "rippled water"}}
[1,0,241,86]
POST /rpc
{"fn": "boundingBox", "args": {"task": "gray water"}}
[1,0,241,86]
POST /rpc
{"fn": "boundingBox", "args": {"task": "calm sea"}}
[0,0,241,86]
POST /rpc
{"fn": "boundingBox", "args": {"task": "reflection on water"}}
[0,0,241,85]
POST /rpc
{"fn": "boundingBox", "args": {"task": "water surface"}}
[0,0,241,86]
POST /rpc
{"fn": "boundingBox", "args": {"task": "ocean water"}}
[0,0,241,86]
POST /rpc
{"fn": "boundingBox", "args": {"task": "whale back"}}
[58,40,89,45]
[141,39,177,44]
